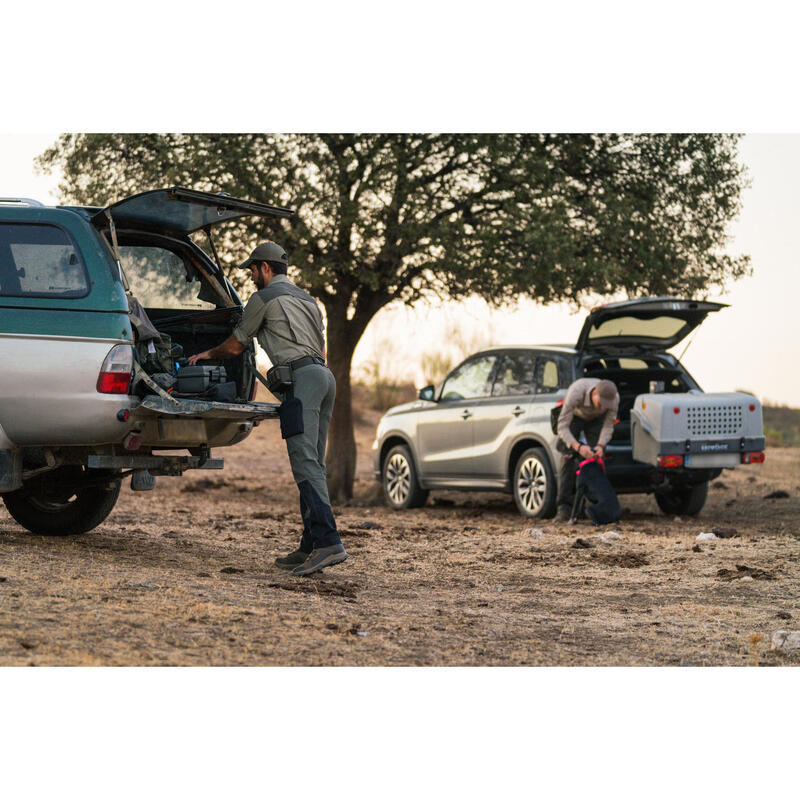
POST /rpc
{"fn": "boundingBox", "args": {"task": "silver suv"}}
[372,298,737,518]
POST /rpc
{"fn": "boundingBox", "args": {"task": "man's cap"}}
[595,379,618,410]
[238,241,288,270]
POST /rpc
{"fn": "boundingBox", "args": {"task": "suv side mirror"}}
[418,384,436,402]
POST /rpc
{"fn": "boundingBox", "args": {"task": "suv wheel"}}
[513,447,556,518]
[655,481,708,516]
[382,444,428,510]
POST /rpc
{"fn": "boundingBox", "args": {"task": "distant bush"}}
[763,405,800,447]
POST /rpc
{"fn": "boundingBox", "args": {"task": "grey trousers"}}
[283,364,340,552]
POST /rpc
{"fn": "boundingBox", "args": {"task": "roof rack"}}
[0,197,46,207]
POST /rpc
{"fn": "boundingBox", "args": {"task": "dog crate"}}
[630,392,765,469]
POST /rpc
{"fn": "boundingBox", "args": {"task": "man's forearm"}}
[188,334,245,365]
[557,405,578,448]
[207,335,245,360]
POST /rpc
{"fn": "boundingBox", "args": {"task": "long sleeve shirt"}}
[557,377,619,449]
[232,275,325,365]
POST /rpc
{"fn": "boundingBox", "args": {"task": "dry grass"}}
[2,393,799,666]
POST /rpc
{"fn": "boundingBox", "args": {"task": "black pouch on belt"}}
[266,364,293,395]
[278,386,304,439]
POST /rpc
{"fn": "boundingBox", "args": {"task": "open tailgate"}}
[134,395,279,420]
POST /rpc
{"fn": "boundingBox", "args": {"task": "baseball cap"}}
[595,379,618,410]
[238,241,288,270]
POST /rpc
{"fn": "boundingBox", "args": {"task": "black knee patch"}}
[297,479,339,547]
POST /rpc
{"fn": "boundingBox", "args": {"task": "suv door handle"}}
[512,406,524,417]
[461,410,473,420]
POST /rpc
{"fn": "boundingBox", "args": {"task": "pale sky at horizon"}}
[2,133,798,406]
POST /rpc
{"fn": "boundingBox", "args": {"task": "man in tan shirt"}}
[555,377,619,522]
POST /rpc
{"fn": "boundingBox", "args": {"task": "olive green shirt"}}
[232,275,325,365]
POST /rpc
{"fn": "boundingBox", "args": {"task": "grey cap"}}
[595,379,619,410]
[238,241,288,270]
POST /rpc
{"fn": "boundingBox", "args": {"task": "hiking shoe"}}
[291,544,349,576]
[275,548,311,570]
[555,505,572,523]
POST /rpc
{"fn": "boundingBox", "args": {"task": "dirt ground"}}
[2,396,799,666]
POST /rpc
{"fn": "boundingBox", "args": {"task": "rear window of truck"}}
[118,244,216,310]
[0,223,90,299]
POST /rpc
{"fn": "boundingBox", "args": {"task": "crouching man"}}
[188,241,347,576]
[555,378,619,522]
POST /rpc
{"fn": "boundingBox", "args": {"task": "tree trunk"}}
[324,307,368,503]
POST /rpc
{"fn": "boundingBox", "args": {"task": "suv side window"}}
[440,355,498,401]
[537,354,570,393]
[492,351,538,396]
[0,223,89,299]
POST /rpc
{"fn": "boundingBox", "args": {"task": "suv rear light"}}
[97,344,134,394]
[657,454,684,468]
[741,451,765,464]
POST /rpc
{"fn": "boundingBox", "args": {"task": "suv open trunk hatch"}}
[91,187,294,235]
[576,297,727,355]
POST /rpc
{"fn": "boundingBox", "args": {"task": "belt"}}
[288,355,326,370]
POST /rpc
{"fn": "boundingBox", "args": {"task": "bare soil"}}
[2,396,799,666]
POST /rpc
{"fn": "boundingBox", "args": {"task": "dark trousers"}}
[557,415,605,509]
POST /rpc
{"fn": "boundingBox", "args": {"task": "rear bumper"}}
[605,444,721,493]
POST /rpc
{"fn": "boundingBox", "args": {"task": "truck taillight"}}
[657,454,684,468]
[97,344,134,394]
[741,451,765,464]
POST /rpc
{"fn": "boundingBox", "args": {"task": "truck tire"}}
[655,480,709,517]
[513,447,557,519]
[382,444,428,510]
[2,468,121,536]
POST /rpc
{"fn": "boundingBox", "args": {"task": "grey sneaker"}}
[555,505,572,523]
[275,548,311,570]
[291,544,349,576]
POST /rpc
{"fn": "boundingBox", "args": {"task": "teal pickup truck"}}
[0,188,284,536]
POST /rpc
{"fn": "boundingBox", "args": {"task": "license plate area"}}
[156,417,207,444]
[684,452,740,468]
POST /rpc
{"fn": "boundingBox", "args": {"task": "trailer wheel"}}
[2,467,121,536]
[655,481,708,517]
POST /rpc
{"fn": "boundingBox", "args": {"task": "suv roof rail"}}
[0,197,46,207]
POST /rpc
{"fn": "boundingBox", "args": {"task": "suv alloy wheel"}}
[512,447,557,518]
[382,444,429,510]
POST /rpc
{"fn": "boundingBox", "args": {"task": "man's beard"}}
[254,272,266,290]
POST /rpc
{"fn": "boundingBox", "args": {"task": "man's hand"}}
[593,444,604,459]
[187,351,210,366]
[577,444,593,460]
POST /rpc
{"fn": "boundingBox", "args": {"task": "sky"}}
[2,133,798,406]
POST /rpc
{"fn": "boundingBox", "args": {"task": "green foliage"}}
[763,405,800,447]
[37,134,750,315]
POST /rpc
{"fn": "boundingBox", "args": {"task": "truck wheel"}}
[513,447,557,518]
[382,444,428,510]
[2,467,121,536]
[655,481,708,517]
